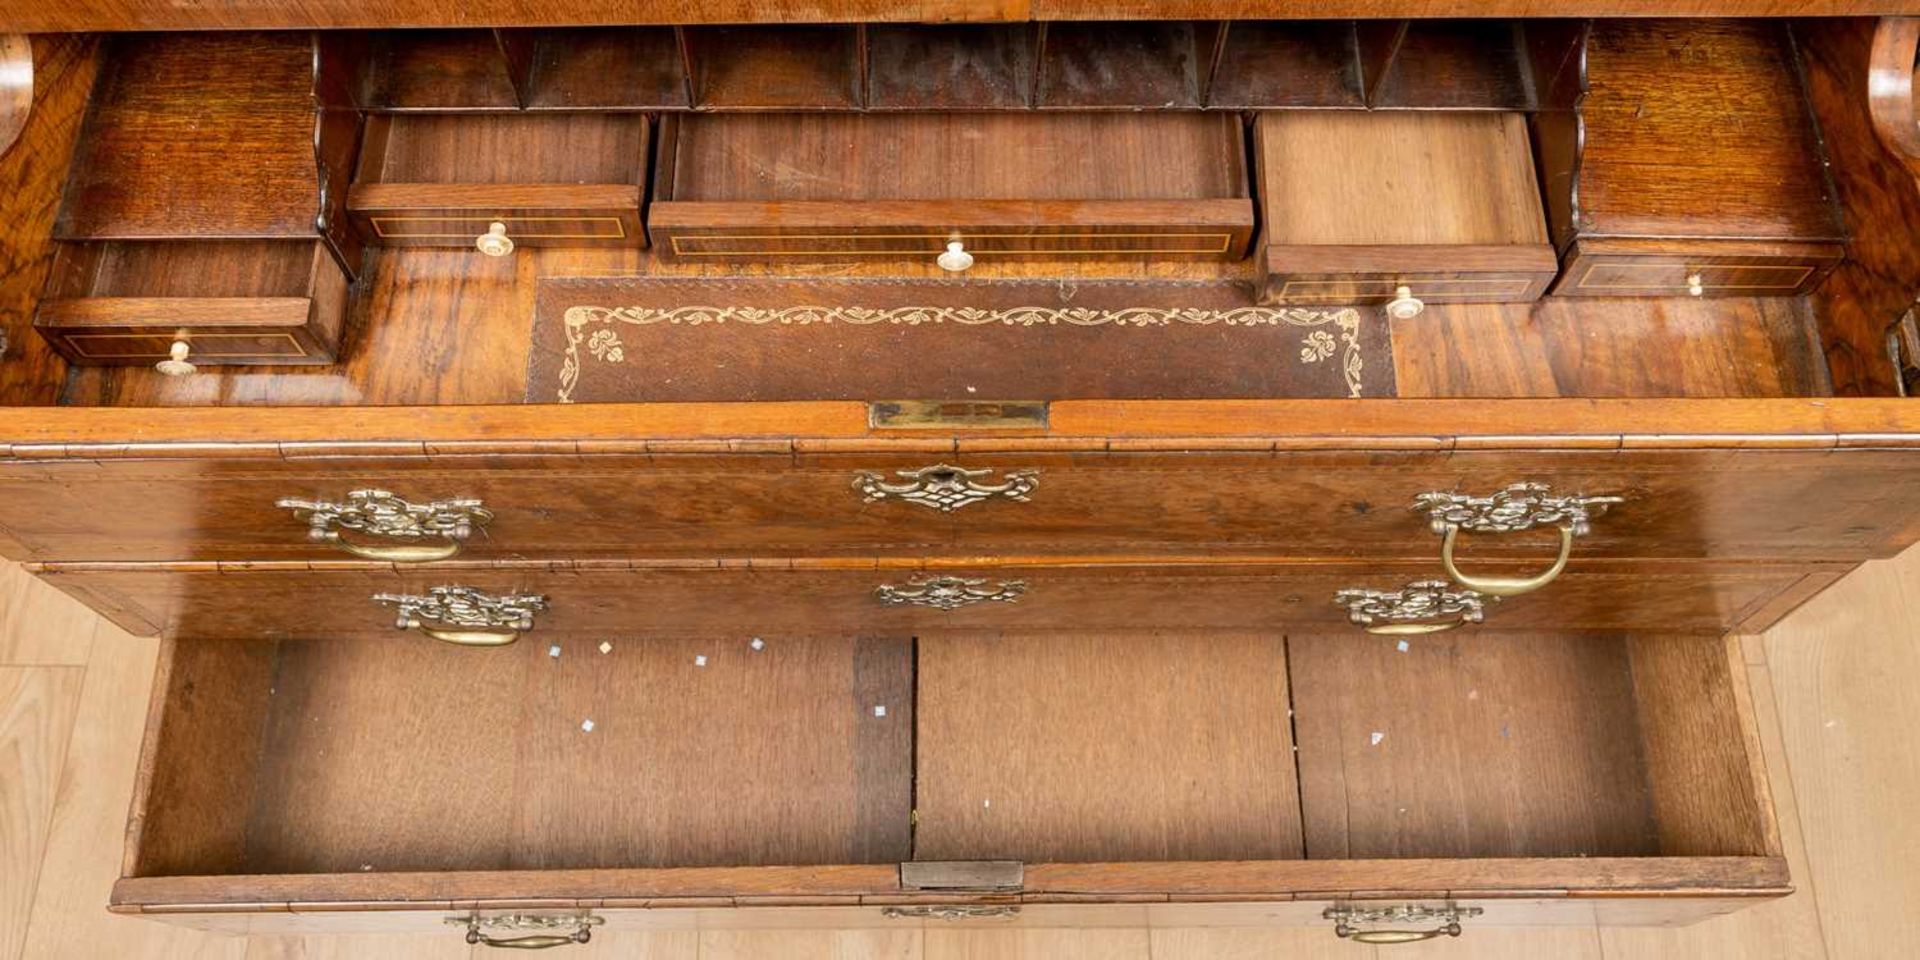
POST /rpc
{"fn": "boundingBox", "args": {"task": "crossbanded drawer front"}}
[658,228,1245,260]
[1263,272,1552,305]
[365,213,636,242]
[1559,258,1828,296]
[29,559,1835,639]
[3,447,1920,564]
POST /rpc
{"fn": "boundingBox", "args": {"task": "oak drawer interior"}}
[119,631,1778,905]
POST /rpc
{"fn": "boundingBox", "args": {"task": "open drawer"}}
[31,240,349,368]
[347,113,650,252]
[647,112,1256,267]
[112,631,1786,939]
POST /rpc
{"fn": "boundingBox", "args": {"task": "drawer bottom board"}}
[117,630,1781,913]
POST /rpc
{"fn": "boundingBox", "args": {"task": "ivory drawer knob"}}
[1385,285,1425,319]
[1686,273,1705,297]
[476,221,514,257]
[937,240,974,273]
[155,340,198,377]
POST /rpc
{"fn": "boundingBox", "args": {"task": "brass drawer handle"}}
[882,905,1020,920]
[448,914,601,949]
[1335,580,1485,634]
[1325,904,1481,944]
[853,464,1039,512]
[1414,483,1623,598]
[280,489,492,562]
[375,586,546,646]
[876,575,1026,610]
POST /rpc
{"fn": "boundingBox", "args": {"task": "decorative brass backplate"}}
[1334,580,1485,627]
[875,575,1027,610]
[445,913,603,948]
[279,489,492,544]
[881,905,1021,921]
[853,464,1040,512]
[373,586,547,632]
[1324,903,1483,942]
[1413,482,1624,536]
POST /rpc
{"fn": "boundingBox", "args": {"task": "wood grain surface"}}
[53,34,321,240]
[914,633,1301,863]
[1800,18,1920,397]
[21,559,1837,641]
[4,545,1920,953]
[0,35,95,407]
[7,0,1920,32]
[1291,633,1662,860]
[132,634,911,876]
[1573,20,1844,244]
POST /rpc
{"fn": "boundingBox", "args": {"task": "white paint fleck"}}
[1396,640,1410,653]
[1369,731,1386,746]
[873,705,888,718]
[599,641,613,654]
[695,655,708,667]
[548,644,561,658]
[983,798,991,809]
[581,719,595,733]
[750,638,766,651]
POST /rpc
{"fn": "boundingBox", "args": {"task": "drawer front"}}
[359,212,642,246]
[1256,243,1560,306]
[1553,246,1842,297]
[33,325,333,365]
[36,559,1832,638]
[1260,271,1554,306]
[657,228,1245,261]
[647,199,1256,265]
[3,447,1918,565]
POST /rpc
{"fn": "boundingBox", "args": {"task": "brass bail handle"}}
[1365,617,1468,636]
[464,924,592,950]
[1438,521,1574,599]
[1336,920,1465,944]
[420,626,522,646]
[330,530,463,563]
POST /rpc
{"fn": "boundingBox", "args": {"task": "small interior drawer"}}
[1552,238,1844,298]
[112,631,1784,922]
[31,240,348,367]
[1253,111,1555,307]
[347,113,649,249]
[648,113,1255,266]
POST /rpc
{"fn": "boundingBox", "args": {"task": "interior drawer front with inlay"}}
[1257,260,1557,306]
[651,212,1253,263]
[350,192,645,248]
[1553,240,1843,298]
[346,113,651,251]
[3,442,1920,565]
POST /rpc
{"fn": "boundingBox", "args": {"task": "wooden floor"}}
[1,550,1916,959]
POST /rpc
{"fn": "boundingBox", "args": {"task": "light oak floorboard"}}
[0,560,95,666]
[0,666,83,960]
[1763,547,1920,960]
[16,625,244,960]
[0,546,1916,960]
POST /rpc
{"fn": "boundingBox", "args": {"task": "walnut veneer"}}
[0,14,1916,946]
